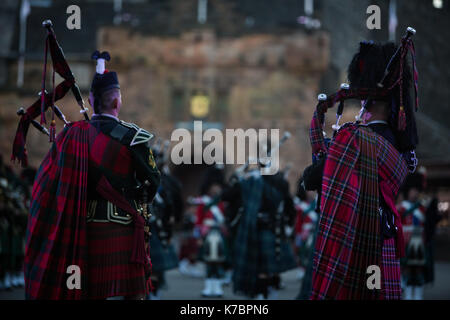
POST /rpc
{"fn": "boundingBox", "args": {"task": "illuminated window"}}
[433,0,443,9]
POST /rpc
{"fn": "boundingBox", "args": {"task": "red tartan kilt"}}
[179,237,200,263]
[87,222,146,299]
[380,238,401,300]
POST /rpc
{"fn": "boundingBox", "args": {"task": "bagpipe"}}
[231,131,292,180]
[11,20,89,167]
[310,27,419,157]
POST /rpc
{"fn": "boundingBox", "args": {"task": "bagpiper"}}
[147,142,182,300]
[308,27,420,299]
[20,50,160,299]
[225,160,297,299]
[193,165,228,298]
[398,169,428,300]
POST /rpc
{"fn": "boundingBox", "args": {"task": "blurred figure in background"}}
[0,155,31,291]
[398,168,439,300]
[295,169,321,300]
[293,180,318,281]
[147,143,183,299]
[194,165,228,298]
[226,162,296,300]
[178,207,203,278]
[423,195,442,287]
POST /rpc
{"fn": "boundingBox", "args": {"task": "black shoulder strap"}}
[109,123,130,142]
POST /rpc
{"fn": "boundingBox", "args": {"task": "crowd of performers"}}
[142,150,303,299]
[116,123,442,301]
[163,162,441,300]
[0,145,443,300]
[183,164,298,299]
[5,21,446,300]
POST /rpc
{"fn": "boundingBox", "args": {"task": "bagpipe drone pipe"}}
[310,26,419,160]
[301,27,419,214]
[11,20,88,167]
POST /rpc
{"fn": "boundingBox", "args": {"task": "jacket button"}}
[114,212,118,216]
[126,214,131,217]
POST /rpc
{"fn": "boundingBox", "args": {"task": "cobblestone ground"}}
[1,262,450,300]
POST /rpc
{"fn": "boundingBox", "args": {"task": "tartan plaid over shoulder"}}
[311,124,408,300]
[25,121,90,300]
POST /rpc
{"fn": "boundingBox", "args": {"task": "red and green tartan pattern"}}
[380,238,402,300]
[11,29,78,167]
[24,120,149,299]
[25,121,89,299]
[309,86,391,156]
[87,222,146,299]
[310,110,328,156]
[88,127,132,178]
[11,80,73,167]
[311,124,408,300]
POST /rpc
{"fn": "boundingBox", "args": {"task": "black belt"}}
[87,198,138,225]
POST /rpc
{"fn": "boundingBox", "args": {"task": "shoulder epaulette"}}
[120,120,154,146]
[119,120,140,131]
